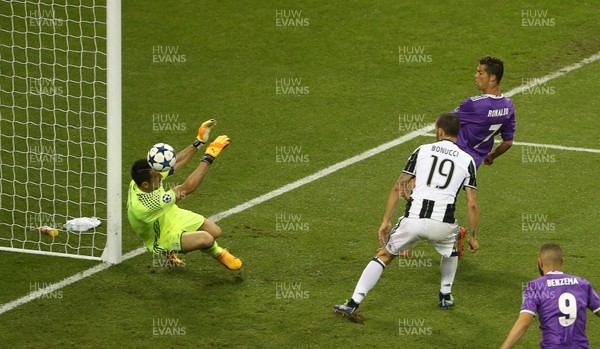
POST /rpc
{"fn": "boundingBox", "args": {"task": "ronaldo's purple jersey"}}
[453,94,516,167]
[521,272,600,348]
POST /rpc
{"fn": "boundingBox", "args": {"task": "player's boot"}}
[333,300,364,323]
[439,292,455,310]
[165,252,186,267]
[333,302,356,315]
[215,249,242,270]
[333,302,356,317]
[452,226,466,257]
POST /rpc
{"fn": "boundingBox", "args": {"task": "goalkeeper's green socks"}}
[202,241,223,257]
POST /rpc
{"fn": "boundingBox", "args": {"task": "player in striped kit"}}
[333,113,479,320]
[398,56,513,258]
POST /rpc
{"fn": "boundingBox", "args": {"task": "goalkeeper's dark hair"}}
[479,56,504,84]
[131,159,152,186]
[436,113,461,137]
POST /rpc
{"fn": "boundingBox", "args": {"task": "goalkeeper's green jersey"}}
[127,172,177,252]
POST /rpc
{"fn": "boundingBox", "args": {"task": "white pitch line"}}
[421,133,600,154]
[0,247,145,315]
[514,141,600,154]
[208,124,435,222]
[2,50,600,316]
[504,51,600,98]
[0,124,433,317]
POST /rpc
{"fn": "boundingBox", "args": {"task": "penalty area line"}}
[2,50,599,316]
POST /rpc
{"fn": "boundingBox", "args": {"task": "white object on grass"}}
[64,217,102,232]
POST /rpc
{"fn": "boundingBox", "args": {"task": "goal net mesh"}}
[0,0,108,259]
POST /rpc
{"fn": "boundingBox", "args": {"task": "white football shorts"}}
[385,217,458,257]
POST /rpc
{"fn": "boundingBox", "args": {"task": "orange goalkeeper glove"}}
[201,135,230,164]
[193,119,217,149]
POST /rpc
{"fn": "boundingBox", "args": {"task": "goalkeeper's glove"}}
[192,119,217,149]
[201,135,231,165]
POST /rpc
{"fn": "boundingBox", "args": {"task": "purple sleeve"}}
[587,282,600,313]
[454,98,479,123]
[520,281,539,315]
[501,110,516,141]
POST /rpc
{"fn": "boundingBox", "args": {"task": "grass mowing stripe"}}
[1,50,599,316]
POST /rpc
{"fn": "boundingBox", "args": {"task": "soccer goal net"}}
[0,0,121,263]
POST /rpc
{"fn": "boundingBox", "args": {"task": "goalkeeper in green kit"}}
[127,119,242,270]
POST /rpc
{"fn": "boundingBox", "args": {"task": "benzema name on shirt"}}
[547,277,579,287]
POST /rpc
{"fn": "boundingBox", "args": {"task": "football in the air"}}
[147,143,177,172]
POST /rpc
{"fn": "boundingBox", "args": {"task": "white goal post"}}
[0,0,122,263]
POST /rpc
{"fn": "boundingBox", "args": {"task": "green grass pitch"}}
[1,1,600,348]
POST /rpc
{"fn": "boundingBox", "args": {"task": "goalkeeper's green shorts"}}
[156,209,205,253]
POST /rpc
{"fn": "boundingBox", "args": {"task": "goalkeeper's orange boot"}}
[165,252,186,267]
[215,249,242,270]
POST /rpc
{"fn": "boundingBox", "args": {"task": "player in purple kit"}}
[454,56,516,168]
[501,243,600,348]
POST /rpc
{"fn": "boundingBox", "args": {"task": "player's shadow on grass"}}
[111,259,245,319]
[456,257,529,288]
[144,257,245,289]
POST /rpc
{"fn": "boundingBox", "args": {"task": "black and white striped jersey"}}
[402,139,477,223]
